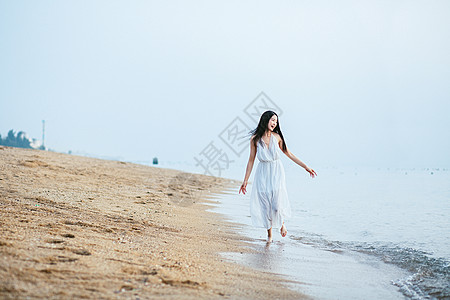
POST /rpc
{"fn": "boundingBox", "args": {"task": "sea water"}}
[151,160,450,299]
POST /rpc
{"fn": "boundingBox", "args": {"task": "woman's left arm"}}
[276,134,317,178]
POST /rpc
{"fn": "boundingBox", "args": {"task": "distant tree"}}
[6,130,16,146]
[17,131,32,148]
[0,129,33,149]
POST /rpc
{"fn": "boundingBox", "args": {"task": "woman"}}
[239,111,316,242]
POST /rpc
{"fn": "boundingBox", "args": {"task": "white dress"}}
[250,134,291,229]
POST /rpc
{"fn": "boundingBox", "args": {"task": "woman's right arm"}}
[239,138,257,194]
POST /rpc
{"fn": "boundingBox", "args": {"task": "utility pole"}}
[42,120,45,150]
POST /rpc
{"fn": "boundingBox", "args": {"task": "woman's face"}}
[267,115,278,132]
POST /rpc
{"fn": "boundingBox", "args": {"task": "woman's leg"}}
[267,227,273,242]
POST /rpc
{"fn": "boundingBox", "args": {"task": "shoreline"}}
[0,146,307,299]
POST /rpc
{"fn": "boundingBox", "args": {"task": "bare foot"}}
[280,224,287,237]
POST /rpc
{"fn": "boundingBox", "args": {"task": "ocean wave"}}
[291,233,450,300]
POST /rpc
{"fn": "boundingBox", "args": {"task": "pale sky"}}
[1,0,449,172]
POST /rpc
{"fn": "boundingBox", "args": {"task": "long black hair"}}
[249,110,287,152]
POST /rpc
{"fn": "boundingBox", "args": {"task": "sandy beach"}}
[0,146,306,299]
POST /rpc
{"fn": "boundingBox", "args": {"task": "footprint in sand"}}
[61,233,75,238]
[46,239,65,244]
[72,249,91,256]
[42,255,78,265]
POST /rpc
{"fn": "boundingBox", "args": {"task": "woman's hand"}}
[239,181,248,194]
[306,167,317,178]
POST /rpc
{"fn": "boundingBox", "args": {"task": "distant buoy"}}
[153,157,158,165]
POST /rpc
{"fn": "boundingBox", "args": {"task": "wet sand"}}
[0,146,306,299]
